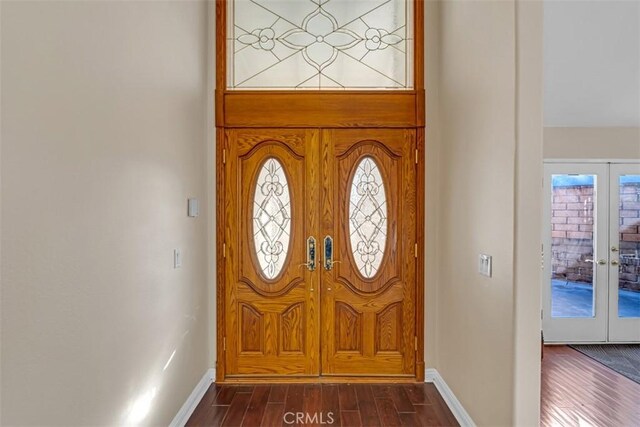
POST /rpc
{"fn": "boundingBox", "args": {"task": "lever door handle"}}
[299,236,316,271]
[323,235,340,270]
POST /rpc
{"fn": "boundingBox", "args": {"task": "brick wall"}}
[619,183,640,291]
[551,183,640,292]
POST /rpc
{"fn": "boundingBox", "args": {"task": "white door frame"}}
[608,163,640,342]
[542,163,609,343]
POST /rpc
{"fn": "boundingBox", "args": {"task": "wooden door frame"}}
[215,0,426,383]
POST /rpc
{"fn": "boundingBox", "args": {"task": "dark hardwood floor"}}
[186,383,459,426]
[541,345,640,427]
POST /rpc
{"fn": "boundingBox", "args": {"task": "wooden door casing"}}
[214,0,426,384]
[224,129,320,377]
[222,128,419,380]
[320,129,417,376]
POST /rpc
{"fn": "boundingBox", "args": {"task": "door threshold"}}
[219,375,419,384]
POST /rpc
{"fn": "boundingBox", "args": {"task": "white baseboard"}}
[170,368,215,427]
[425,368,475,427]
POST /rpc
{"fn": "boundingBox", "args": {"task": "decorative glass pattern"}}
[253,158,291,279]
[227,0,413,89]
[349,157,387,278]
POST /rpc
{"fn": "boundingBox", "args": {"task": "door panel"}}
[321,129,416,376]
[225,129,320,376]
[542,163,609,342]
[608,163,640,342]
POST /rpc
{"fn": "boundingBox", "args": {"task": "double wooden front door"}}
[223,128,417,379]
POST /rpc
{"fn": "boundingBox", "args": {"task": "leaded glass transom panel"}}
[348,157,387,278]
[227,0,413,89]
[253,158,292,279]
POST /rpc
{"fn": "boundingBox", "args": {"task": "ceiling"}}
[544,0,640,127]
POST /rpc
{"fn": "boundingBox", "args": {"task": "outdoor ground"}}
[551,279,640,318]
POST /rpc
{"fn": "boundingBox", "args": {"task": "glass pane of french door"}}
[550,173,596,318]
[608,163,640,342]
[542,163,608,342]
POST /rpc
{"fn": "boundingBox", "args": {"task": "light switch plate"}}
[188,198,199,218]
[479,254,492,277]
[174,249,182,268]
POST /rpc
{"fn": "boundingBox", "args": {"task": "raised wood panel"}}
[240,303,263,353]
[221,92,421,129]
[335,302,363,353]
[376,302,402,353]
[281,302,305,353]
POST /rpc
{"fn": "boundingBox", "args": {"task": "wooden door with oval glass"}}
[224,129,320,377]
[320,129,417,376]
[223,128,417,379]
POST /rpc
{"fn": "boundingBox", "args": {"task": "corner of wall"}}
[425,368,476,427]
[513,0,543,425]
[424,0,442,371]
[206,0,218,371]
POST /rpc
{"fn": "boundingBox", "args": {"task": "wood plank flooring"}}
[541,345,640,427]
[186,383,459,426]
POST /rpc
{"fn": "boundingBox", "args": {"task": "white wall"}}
[437,0,517,423]
[424,0,442,372]
[513,1,543,425]
[0,1,210,425]
[544,0,640,127]
[206,0,218,373]
[544,127,640,160]
[433,0,542,425]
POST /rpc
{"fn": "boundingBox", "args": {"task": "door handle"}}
[299,236,316,272]
[324,235,340,271]
[611,260,619,266]
[585,259,607,265]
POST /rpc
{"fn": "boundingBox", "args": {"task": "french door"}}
[543,162,640,343]
[609,163,640,342]
[223,128,417,378]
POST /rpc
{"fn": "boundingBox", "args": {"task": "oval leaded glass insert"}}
[349,157,387,278]
[253,158,291,279]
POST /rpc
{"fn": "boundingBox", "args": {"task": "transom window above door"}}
[226,0,414,89]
